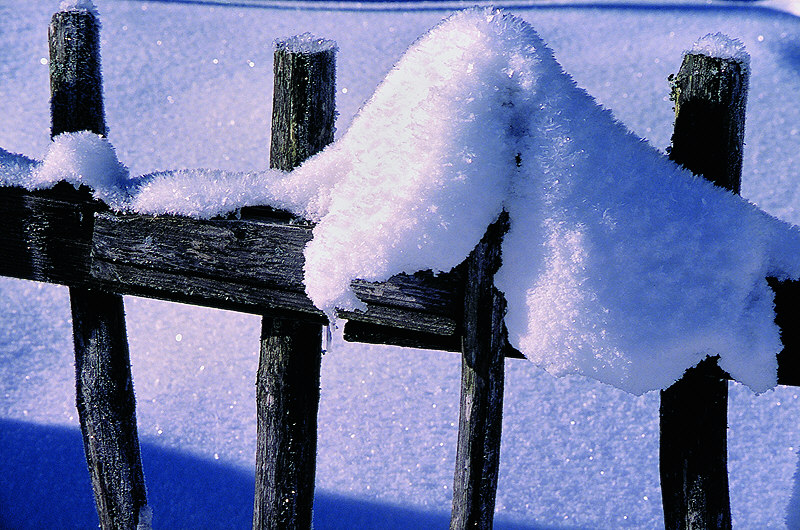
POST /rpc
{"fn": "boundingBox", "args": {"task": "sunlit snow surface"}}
[3,1,800,528]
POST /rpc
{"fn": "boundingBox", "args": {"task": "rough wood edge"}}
[50,9,147,529]
[450,211,509,530]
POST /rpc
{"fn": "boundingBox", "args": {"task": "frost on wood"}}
[59,0,99,16]
[688,32,750,76]
[275,33,337,55]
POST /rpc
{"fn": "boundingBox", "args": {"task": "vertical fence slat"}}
[252,36,335,530]
[660,49,748,530]
[50,8,147,530]
[450,212,509,530]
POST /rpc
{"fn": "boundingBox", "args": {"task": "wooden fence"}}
[2,7,800,530]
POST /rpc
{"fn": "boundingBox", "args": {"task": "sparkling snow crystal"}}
[689,32,750,75]
[0,147,39,187]
[59,0,99,16]
[0,131,131,204]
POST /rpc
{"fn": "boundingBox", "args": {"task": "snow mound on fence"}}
[0,148,39,186]
[283,8,800,394]
[34,131,131,204]
[127,169,288,218]
[0,132,131,204]
[3,9,800,394]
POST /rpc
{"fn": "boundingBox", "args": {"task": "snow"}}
[689,32,751,74]
[277,33,338,54]
[3,0,800,528]
[136,505,153,530]
[41,9,797,394]
[58,0,98,17]
[128,168,286,218]
[272,8,800,394]
[33,131,131,203]
[0,147,38,187]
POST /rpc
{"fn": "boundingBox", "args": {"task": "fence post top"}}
[57,0,99,17]
[275,33,337,55]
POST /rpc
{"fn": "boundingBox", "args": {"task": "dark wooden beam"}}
[49,7,147,529]
[660,50,748,530]
[252,36,335,530]
[449,212,509,530]
[1,185,799,372]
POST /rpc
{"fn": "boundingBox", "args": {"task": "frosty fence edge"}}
[2,8,800,530]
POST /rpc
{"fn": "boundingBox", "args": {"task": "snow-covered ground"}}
[3,0,800,528]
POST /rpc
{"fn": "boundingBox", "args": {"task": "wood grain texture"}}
[71,287,147,530]
[253,318,322,530]
[253,40,335,530]
[49,10,106,138]
[0,184,94,286]
[669,53,747,193]
[49,9,147,529]
[450,212,509,530]
[660,357,730,530]
[270,41,336,170]
[2,183,799,367]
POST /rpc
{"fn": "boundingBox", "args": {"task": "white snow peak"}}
[58,0,99,16]
[285,8,800,394]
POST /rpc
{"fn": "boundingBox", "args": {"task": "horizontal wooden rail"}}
[1,181,797,374]
[0,183,465,342]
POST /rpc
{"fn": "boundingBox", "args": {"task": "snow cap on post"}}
[671,33,749,193]
[59,0,99,16]
[688,32,750,76]
[275,33,337,55]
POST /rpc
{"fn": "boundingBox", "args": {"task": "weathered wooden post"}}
[660,45,748,530]
[252,35,335,530]
[450,211,509,530]
[49,6,148,530]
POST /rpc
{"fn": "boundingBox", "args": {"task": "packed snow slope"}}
[4,1,800,528]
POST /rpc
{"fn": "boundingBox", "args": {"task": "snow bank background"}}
[3,0,800,528]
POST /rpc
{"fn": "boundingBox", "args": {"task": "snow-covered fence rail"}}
[3,5,800,530]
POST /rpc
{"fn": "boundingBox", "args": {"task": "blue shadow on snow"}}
[0,418,546,529]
